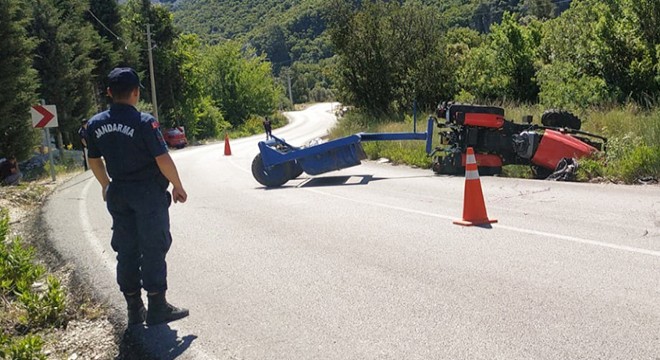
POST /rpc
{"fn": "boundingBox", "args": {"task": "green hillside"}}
[171,0,328,70]
[171,0,323,41]
[168,0,564,62]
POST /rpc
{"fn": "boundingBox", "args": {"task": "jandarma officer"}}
[86,67,189,326]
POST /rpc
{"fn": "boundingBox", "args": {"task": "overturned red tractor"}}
[431,103,607,179]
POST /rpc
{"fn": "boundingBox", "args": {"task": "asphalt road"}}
[45,103,660,359]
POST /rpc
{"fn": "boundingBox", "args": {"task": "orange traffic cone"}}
[224,133,232,156]
[453,147,497,226]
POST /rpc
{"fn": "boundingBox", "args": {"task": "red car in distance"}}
[162,126,188,149]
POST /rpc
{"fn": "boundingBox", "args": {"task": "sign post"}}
[31,102,58,181]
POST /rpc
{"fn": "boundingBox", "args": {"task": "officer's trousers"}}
[106,180,172,293]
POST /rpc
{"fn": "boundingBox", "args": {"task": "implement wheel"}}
[287,160,304,179]
[251,154,290,187]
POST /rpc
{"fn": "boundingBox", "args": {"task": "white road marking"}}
[302,187,660,258]
[228,156,252,175]
[495,223,660,257]
[80,179,115,272]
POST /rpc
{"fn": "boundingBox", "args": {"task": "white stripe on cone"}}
[466,169,480,180]
[466,153,476,164]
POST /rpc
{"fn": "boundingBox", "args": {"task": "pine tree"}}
[30,0,97,147]
[87,0,124,110]
[0,0,39,160]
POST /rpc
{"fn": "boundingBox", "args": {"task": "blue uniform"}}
[87,104,172,294]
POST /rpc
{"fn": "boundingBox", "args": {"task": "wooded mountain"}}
[167,0,568,67]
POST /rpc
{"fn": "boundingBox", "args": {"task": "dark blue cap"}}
[108,67,144,91]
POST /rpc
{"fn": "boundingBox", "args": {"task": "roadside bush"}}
[194,97,230,140]
[576,157,605,181]
[232,116,268,138]
[18,276,66,329]
[537,61,610,110]
[0,236,45,297]
[603,133,641,166]
[0,334,45,360]
[583,107,660,182]
[612,145,660,183]
[0,208,6,240]
[0,209,67,357]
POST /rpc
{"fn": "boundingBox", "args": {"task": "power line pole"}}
[286,69,294,106]
[146,24,159,120]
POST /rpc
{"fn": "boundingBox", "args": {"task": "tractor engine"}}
[432,103,606,178]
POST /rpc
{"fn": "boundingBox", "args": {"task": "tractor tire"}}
[432,157,463,175]
[541,110,582,130]
[251,153,290,187]
[286,160,304,179]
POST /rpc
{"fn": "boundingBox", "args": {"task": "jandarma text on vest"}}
[95,123,135,139]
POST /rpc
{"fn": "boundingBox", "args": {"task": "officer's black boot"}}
[124,292,147,325]
[146,292,189,326]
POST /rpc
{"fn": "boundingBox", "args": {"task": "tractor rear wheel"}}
[251,153,290,187]
[432,156,463,175]
[541,110,582,130]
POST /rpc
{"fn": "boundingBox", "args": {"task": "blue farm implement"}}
[251,118,435,187]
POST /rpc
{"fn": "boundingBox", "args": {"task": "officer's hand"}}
[172,187,187,203]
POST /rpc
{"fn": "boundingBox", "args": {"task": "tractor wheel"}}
[286,160,304,179]
[432,156,463,175]
[541,110,582,130]
[251,153,290,187]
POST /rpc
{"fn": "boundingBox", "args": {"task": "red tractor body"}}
[531,129,597,170]
[432,103,606,178]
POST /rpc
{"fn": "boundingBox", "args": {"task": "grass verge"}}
[329,111,433,168]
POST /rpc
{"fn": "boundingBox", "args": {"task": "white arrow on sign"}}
[31,105,58,128]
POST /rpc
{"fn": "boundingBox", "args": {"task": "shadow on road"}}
[294,174,436,188]
[116,324,197,360]
[255,174,437,190]
[298,175,374,187]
